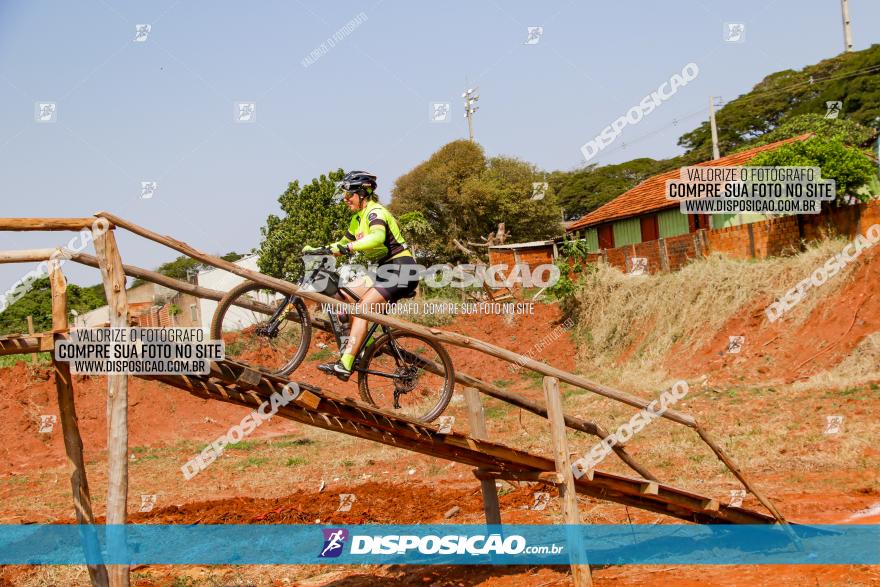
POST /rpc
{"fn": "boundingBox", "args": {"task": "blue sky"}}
[1,0,878,289]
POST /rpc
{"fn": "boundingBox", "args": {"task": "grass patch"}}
[285,456,307,467]
[235,456,269,471]
[0,352,51,368]
[307,348,333,361]
[341,459,355,468]
[226,440,259,452]
[492,379,513,388]
[272,437,314,448]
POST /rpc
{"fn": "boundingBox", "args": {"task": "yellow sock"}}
[340,353,355,370]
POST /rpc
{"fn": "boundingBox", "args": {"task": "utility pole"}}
[462,87,479,141]
[709,96,721,160]
[841,0,854,52]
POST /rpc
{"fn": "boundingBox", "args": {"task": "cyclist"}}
[303,171,419,381]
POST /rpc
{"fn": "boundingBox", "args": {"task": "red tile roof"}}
[566,134,813,232]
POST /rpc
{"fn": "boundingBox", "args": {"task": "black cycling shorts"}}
[371,255,420,303]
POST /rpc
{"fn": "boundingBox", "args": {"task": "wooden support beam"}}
[463,386,502,525]
[639,481,659,496]
[0,218,111,231]
[474,470,563,485]
[92,227,130,587]
[0,248,57,263]
[544,376,593,587]
[49,262,109,587]
[27,316,36,364]
[694,424,786,524]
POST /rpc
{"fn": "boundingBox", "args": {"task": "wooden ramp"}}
[146,358,776,526]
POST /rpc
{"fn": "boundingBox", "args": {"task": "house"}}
[73,281,203,329]
[565,134,812,249]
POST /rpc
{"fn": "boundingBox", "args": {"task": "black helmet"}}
[339,170,377,195]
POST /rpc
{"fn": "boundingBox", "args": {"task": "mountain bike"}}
[210,249,454,422]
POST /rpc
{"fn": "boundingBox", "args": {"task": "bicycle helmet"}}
[339,170,377,196]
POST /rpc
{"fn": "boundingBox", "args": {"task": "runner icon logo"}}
[319,528,349,558]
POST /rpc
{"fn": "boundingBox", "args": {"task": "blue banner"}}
[0,524,875,565]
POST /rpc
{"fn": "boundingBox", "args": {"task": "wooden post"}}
[27,315,36,364]
[49,261,109,586]
[544,376,593,587]
[463,386,501,525]
[92,228,130,587]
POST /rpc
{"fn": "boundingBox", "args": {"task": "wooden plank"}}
[544,376,593,586]
[0,218,110,231]
[0,248,57,263]
[27,316,35,364]
[92,227,130,587]
[0,337,40,356]
[148,369,779,525]
[640,481,659,496]
[463,386,502,525]
[474,470,562,485]
[49,261,109,587]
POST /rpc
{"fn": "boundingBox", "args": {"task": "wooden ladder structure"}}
[0,214,793,587]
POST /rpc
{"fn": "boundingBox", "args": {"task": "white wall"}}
[198,254,282,331]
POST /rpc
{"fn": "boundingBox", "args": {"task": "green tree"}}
[132,251,245,287]
[258,169,350,280]
[678,44,880,160]
[390,141,562,261]
[549,157,683,219]
[0,277,106,334]
[741,114,877,149]
[746,137,876,202]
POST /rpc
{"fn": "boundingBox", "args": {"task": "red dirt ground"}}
[671,245,880,387]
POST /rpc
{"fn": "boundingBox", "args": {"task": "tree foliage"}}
[0,277,106,334]
[741,114,877,149]
[258,169,350,280]
[548,157,683,219]
[679,44,880,161]
[746,137,876,201]
[390,140,562,262]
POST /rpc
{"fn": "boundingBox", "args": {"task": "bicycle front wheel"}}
[358,331,454,423]
[210,280,311,376]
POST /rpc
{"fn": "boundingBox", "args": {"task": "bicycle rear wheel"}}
[210,280,311,376]
[357,331,454,423]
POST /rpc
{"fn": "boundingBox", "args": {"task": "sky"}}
[1,0,879,291]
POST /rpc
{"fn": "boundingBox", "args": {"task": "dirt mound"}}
[118,481,539,526]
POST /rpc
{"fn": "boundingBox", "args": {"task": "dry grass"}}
[795,333,880,392]
[569,238,859,386]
